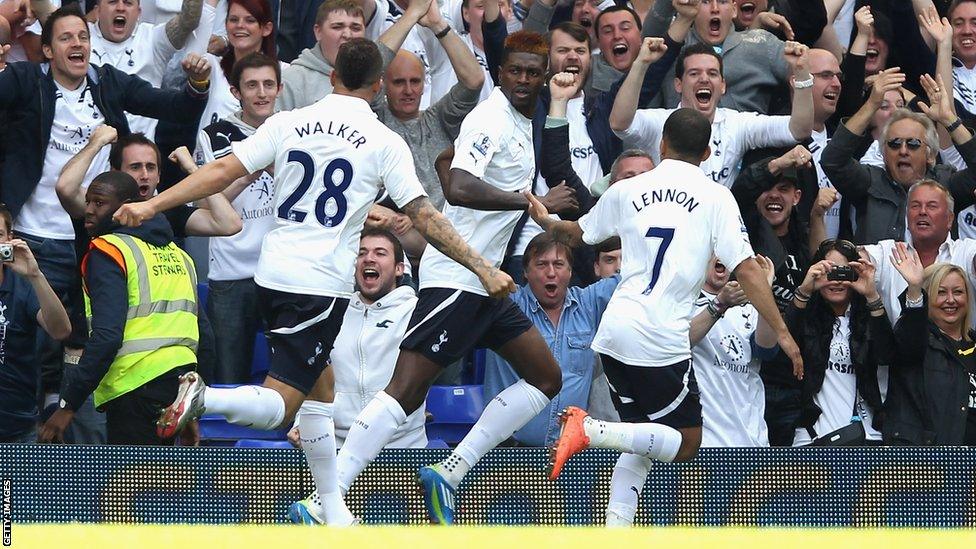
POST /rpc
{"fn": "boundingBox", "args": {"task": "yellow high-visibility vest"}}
[82,233,199,408]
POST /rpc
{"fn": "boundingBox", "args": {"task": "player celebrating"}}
[526,107,803,526]
[331,31,565,526]
[112,38,514,526]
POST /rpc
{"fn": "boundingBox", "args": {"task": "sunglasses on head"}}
[886,137,924,151]
[816,238,858,259]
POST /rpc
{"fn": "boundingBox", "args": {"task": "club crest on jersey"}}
[472,134,492,157]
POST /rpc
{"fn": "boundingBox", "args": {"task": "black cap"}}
[776,165,800,186]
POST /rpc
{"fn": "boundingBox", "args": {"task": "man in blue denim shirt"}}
[485,232,619,446]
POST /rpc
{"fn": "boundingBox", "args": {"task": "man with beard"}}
[610,40,814,188]
[286,228,427,524]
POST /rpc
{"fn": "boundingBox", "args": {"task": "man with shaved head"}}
[375,16,485,210]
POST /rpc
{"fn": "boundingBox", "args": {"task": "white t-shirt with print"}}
[231,93,427,297]
[809,128,843,239]
[692,293,768,448]
[88,21,176,139]
[16,81,109,240]
[420,87,534,296]
[578,159,755,367]
[792,313,882,446]
[613,107,797,188]
[197,54,290,140]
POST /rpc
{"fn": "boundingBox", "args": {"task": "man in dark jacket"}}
[39,171,199,446]
[821,68,976,245]
[0,6,208,441]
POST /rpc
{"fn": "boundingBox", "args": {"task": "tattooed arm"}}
[166,0,205,50]
[402,196,516,298]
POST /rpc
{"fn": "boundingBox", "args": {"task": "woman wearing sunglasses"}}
[885,244,976,445]
[789,239,894,446]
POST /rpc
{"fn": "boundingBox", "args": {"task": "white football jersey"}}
[419,87,534,296]
[692,293,768,447]
[614,107,796,188]
[808,128,843,239]
[232,93,427,297]
[578,159,754,367]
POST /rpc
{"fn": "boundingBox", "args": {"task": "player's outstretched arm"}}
[524,191,584,247]
[113,154,249,227]
[402,196,517,298]
[734,256,805,380]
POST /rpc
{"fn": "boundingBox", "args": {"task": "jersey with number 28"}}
[232,93,427,297]
[577,159,754,367]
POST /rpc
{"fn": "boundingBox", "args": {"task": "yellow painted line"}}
[7,525,976,549]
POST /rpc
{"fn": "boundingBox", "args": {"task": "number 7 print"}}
[642,227,674,295]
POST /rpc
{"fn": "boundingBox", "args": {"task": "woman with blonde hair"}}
[886,245,976,445]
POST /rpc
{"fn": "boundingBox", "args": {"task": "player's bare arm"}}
[445,168,532,211]
[402,196,517,298]
[733,257,805,380]
[524,191,584,247]
[113,154,249,227]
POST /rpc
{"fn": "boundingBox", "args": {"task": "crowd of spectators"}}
[2,0,976,449]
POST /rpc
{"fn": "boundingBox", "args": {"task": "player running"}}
[526,107,804,526]
[112,38,514,526]
[330,30,567,525]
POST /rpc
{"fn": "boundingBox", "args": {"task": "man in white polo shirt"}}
[609,39,814,188]
[113,38,512,526]
[527,108,802,527]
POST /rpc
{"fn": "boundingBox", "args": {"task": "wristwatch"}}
[793,76,814,90]
[946,118,964,133]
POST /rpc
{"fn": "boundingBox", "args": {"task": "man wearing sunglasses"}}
[821,68,976,245]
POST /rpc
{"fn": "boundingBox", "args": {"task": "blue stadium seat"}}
[251,332,270,383]
[233,439,294,449]
[424,385,486,444]
[461,348,487,385]
[425,439,450,449]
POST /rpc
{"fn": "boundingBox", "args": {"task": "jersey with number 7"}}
[577,158,754,368]
[231,94,427,298]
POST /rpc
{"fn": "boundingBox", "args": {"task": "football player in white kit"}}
[332,30,565,526]
[526,108,804,526]
[112,38,514,526]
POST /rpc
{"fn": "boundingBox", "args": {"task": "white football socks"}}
[297,400,354,525]
[336,391,407,494]
[582,417,682,462]
[203,385,285,430]
[438,379,550,488]
[605,453,653,527]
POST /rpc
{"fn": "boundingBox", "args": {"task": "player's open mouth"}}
[362,268,379,281]
[513,86,530,98]
[113,16,127,32]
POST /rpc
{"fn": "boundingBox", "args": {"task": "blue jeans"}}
[207,278,262,384]
[0,425,37,443]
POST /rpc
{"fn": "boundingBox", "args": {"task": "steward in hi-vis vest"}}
[51,172,200,445]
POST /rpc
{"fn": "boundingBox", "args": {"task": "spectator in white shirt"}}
[609,40,814,188]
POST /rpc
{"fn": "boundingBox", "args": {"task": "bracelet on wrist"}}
[706,299,725,320]
[946,118,964,133]
[794,288,811,302]
[865,297,884,311]
[189,78,210,88]
[435,25,452,39]
[905,293,924,308]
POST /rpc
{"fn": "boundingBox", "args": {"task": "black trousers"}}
[102,365,194,445]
